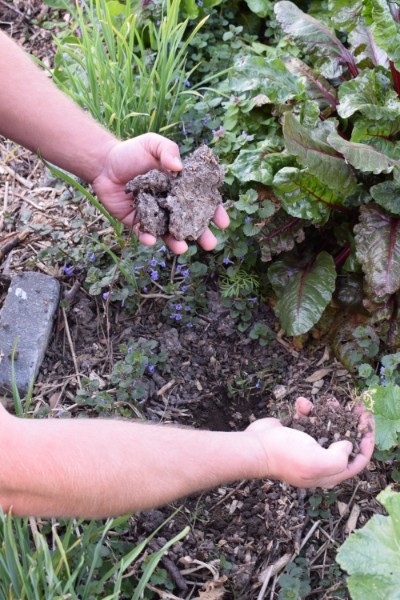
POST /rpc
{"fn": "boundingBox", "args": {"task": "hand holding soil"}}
[125,145,225,242]
[246,397,375,489]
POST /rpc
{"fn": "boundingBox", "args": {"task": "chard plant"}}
[209,0,400,370]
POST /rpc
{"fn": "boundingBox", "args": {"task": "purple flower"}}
[159,245,166,252]
[187,322,193,328]
[75,27,82,38]
[176,264,183,272]
[185,80,191,88]
[175,314,182,321]
[212,126,225,138]
[87,252,95,262]
[170,313,177,319]
[197,0,203,5]
[160,260,166,268]
[255,381,261,389]
[223,257,233,265]
[62,264,75,276]
[250,297,258,304]
[182,269,190,277]
[148,365,155,374]
[185,305,191,311]
[245,216,252,223]
[181,285,188,292]
[175,304,182,311]
[150,270,158,281]
[150,258,158,267]
[103,291,110,300]
[156,19,161,25]
[142,286,148,293]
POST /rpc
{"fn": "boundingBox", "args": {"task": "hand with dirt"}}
[0,32,229,255]
[246,397,375,488]
[91,133,230,254]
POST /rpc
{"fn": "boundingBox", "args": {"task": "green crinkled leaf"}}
[271,251,336,335]
[370,0,400,70]
[337,486,400,600]
[327,129,400,174]
[354,205,400,297]
[229,56,300,103]
[274,1,358,78]
[337,70,400,120]
[348,25,389,68]
[257,210,306,262]
[370,181,400,215]
[328,0,364,32]
[350,118,400,160]
[283,113,357,195]
[371,384,400,451]
[283,56,338,114]
[273,167,343,225]
[229,147,291,185]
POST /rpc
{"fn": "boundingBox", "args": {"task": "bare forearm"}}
[0,413,261,518]
[0,31,116,182]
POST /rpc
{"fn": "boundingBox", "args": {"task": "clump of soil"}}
[283,397,361,457]
[125,145,224,240]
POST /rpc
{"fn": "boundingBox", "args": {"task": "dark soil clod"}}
[282,397,361,458]
[125,145,224,240]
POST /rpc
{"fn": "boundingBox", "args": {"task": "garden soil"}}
[0,4,397,599]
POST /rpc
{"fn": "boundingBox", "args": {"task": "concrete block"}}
[0,272,60,396]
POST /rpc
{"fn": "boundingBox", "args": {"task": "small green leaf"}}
[370,181,400,215]
[244,0,272,18]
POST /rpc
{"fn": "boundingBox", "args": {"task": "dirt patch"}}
[282,397,361,458]
[125,145,224,240]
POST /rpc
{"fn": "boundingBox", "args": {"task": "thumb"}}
[324,440,353,473]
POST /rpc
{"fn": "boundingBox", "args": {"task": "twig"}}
[0,229,29,260]
[62,308,82,389]
[0,0,26,18]
[0,163,33,189]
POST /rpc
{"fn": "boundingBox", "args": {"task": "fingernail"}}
[171,157,183,169]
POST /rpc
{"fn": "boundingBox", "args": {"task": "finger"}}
[162,234,188,255]
[212,204,230,229]
[294,397,313,418]
[136,230,157,247]
[147,134,182,172]
[315,440,353,476]
[197,227,218,251]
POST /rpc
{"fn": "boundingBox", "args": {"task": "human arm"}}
[0,31,229,253]
[0,399,374,518]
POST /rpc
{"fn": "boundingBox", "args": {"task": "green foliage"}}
[337,486,400,600]
[248,321,276,345]
[197,0,400,357]
[50,0,207,139]
[0,510,188,599]
[278,557,311,600]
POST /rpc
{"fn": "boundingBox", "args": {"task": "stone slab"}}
[0,271,60,396]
